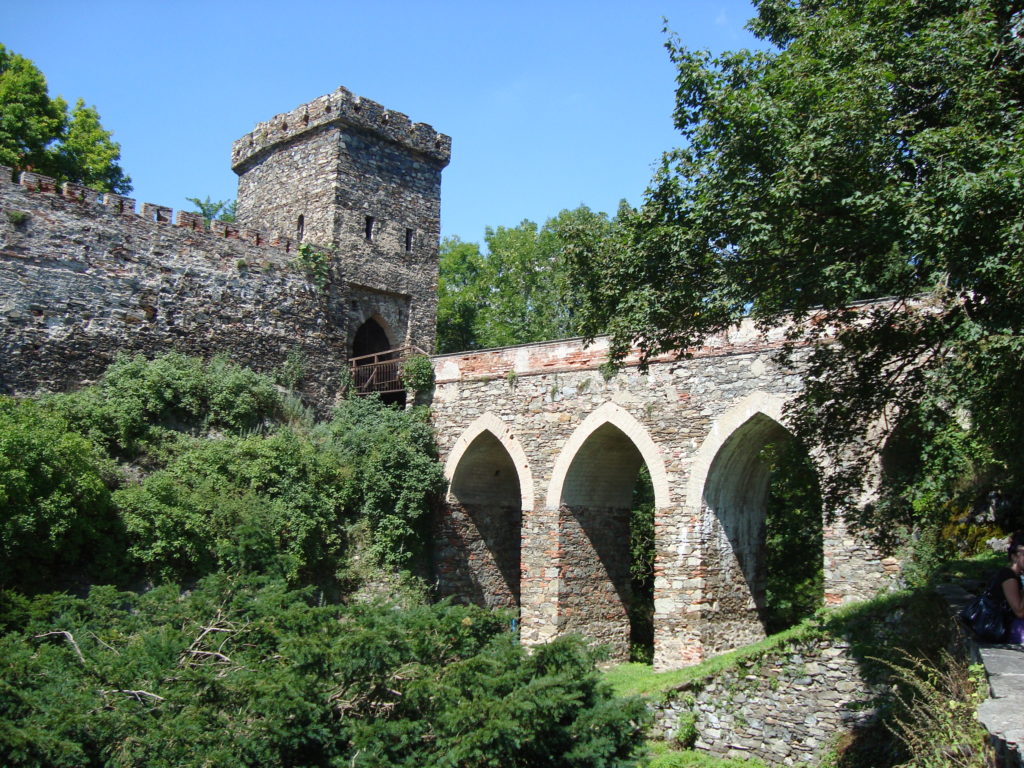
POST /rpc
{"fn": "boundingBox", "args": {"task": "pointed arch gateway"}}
[545,402,670,659]
[684,391,823,653]
[435,414,533,610]
[351,315,394,359]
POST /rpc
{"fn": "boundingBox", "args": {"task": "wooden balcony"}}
[349,345,425,396]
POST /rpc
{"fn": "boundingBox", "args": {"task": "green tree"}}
[186,196,237,223]
[438,206,618,352]
[115,428,351,586]
[0,44,65,173]
[0,44,130,192]
[51,99,131,193]
[564,0,1024,541]
[436,236,486,353]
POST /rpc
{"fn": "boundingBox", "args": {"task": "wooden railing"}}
[348,345,425,396]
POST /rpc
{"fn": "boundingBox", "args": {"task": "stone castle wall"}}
[0,86,450,404]
[0,168,347,405]
[649,635,881,765]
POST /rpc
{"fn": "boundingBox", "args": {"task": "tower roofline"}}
[231,86,451,173]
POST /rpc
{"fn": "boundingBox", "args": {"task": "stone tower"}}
[231,87,451,356]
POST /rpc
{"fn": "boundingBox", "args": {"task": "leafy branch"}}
[292,242,331,289]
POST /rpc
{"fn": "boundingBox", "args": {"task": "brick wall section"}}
[232,86,449,354]
[432,501,521,610]
[428,329,899,669]
[0,168,346,406]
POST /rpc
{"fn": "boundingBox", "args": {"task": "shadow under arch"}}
[686,392,822,652]
[351,314,396,359]
[547,402,669,659]
[435,414,534,610]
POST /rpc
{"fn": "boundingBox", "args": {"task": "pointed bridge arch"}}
[436,413,533,610]
[546,401,670,511]
[541,401,669,658]
[444,412,534,511]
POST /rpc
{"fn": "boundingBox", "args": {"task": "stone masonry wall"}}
[428,331,900,668]
[233,87,449,354]
[432,501,521,610]
[558,503,633,658]
[0,168,347,407]
[649,635,881,765]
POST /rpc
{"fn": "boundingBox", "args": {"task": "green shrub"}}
[0,397,123,591]
[49,353,281,458]
[317,397,446,568]
[274,348,306,390]
[399,354,435,393]
[293,242,330,289]
[878,651,992,768]
[0,575,650,767]
[115,428,350,586]
[5,209,29,226]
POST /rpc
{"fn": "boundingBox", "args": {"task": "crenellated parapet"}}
[0,163,353,408]
[230,86,452,173]
[2,167,297,254]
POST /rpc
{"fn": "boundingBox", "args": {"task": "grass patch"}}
[605,619,822,699]
[930,549,1002,586]
[645,741,767,767]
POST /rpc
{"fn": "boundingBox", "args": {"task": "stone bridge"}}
[427,321,899,669]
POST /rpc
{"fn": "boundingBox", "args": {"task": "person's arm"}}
[1001,576,1024,618]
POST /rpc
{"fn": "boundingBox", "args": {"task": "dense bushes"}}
[0,354,650,766]
[1,354,444,591]
[114,428,351,585]
[0,575,649,767]
[50,353,282,457]
[0,397,123,591]
[316,396,444,568]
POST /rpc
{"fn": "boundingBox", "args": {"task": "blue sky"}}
[3,1,762,244]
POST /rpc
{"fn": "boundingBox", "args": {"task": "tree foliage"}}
[437,206,620,353]
[761,440,823,634]
[564,0,1024,541]
[186,196,236,223]
[0,44,130,192]
[0,44,65,175]
[628,466,655,662]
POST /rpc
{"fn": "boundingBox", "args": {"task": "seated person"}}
[989,531,1024,642]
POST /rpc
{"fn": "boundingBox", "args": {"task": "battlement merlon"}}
[230,86,452,173]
